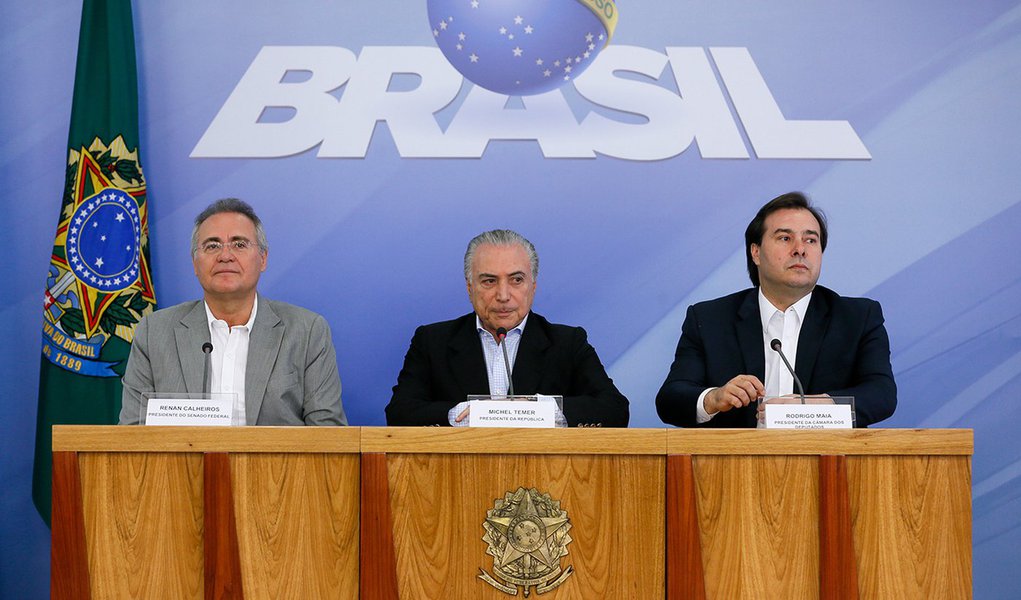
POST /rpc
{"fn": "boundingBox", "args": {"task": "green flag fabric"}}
[33,0,156,526]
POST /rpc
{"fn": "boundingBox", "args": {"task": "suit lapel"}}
[511,314,549,395]
[174,302,211,394]
[245,297,283,425]
[795,289,830,392]
[736,290,765,382]
[448,315,490,397]
[735,291,765,427]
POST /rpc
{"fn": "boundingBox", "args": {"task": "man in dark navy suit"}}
[386,229,628,428]
[656,192,896,428]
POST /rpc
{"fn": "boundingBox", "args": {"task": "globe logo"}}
[427,0,618,96]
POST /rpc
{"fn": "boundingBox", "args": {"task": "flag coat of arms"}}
[33,0,156,525]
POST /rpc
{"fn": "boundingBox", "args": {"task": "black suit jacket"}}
[386,312,629,427]
[656,286,896,428]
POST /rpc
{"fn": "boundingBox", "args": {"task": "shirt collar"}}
[757,288,812,334]
[475,312,529,339]
[204,295,258,330]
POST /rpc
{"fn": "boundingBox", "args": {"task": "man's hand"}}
[455,406,470,423]
[704,375,765,415]
[755,393,834,422]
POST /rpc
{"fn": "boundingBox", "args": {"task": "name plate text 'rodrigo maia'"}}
[764,404,853,429]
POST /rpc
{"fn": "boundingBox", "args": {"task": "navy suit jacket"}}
[656,286,896,428]
[386,312,629,427]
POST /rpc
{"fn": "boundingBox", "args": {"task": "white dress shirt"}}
[205,297,258,426]
[479,313,526,396]
[696,289,813,423]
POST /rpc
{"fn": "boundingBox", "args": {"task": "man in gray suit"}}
[119,198,346,425]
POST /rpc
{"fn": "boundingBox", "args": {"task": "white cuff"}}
[696,388,717,424]
[536,394,568,428]
[448,401,470,427]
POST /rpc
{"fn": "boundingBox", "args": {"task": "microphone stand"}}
[770,338,805,404]
[495,327,514,396]
[201,342,214,395]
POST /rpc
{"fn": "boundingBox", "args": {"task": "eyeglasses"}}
[200,239,258,255]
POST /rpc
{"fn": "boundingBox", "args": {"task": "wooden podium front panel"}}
[231,453,360,600]
[668,430,973,600]
[385,453,666,599]
[848,455,972,599]
[78,452,204,599]
[55,426,362,600]
[694,455,821,598]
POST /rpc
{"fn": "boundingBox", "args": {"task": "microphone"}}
[770,339,805,404]
[201,342,214,395]
[495,327,515,396]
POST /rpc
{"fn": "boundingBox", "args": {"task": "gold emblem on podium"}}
[479,487,574,596]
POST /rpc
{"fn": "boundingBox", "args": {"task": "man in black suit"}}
[386,229,629,427]
[656,192,896,428]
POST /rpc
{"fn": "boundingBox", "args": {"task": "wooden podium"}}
[359,428,667,599]
[52,427,971,599]
[51,427,361,599]
[665,429,972,599]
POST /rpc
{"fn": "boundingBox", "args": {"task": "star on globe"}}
[427,0,618,95]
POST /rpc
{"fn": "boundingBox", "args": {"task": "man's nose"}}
[792,239,806,256]
[495,280,511,301]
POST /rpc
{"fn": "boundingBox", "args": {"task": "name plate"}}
[764,404,853,429]
[468,399,556,428]
[145,397,232,426]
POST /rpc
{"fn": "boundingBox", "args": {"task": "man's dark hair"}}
[744,192,827,286]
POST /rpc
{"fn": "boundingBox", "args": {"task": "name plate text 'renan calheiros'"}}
[145,397,232,426]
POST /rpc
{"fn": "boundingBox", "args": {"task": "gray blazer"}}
[119,296,346,425]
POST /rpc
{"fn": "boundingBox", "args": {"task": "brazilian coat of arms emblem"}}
[479,487,574,596]
[42,136,156,376]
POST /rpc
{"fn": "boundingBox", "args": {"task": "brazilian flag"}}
[33,0,156,525]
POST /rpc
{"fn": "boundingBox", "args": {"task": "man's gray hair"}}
[463,229,539,280]
[190,198,269,256]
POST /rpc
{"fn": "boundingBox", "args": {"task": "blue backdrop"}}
[3,2,1020,597]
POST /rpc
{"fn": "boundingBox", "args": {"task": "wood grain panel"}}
[666,455,706,600]
[230,453,359,600]
[52,452,91,600]
[386,454,665,598]
[360,453,400,600]
[847,456,972,599]
[79,452,204,600]
[819,456,858,600]
[54,425,359,453]
[668,429,972,456]
[694,456,820,599]
[361,427,667,454]
[204,453,244,599]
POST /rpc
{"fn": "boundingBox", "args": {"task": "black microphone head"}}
[770,338,782,351]
[495,327,508,341]
[202,342,214,354]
